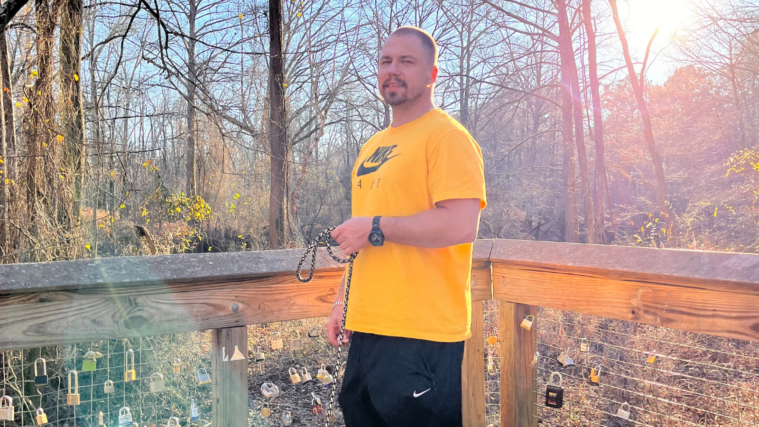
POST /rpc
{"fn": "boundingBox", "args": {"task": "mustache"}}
[382,78,406,88]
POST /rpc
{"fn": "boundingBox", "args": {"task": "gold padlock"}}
[289,367,301,384]
[647,350,657,364]
[260,402,271,418]
[67,370,80,406]
[98,411,105,426]
[316,364,333,385]
[0,396,14,421]
[271,332,284,350]
[124,349,136,382]
[487,355,496,375]
[590,365,601,384]
[173,358,182,374]
[520,315,535,330]
[36,408,48,425]
[580,338,590,352]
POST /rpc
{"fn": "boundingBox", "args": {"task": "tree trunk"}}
[0,12,13,261]
[609,0,674,234]
[562,2,595,244]
[60,0,85,231]
[268,0,289,248]
[185,0,197,199]
[557,0,578,243]
[582,0,607,244]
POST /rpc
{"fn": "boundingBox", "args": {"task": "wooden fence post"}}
[462,300,486,427]
[500,302,537,427]
[211,326,249,427]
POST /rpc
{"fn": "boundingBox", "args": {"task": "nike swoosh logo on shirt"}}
[413,388,431,398]
[356,145,400,177]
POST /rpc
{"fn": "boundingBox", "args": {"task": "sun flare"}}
[620,0,697,56]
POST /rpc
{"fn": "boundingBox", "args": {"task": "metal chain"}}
[295,227,357,426]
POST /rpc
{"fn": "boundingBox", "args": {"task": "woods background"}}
[0,0,757,263]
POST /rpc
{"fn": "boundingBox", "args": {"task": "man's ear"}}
[430,65,438,85]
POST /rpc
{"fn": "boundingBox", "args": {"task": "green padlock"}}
[82,351,97,372]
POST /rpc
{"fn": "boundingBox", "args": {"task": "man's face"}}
[378,34,436,107]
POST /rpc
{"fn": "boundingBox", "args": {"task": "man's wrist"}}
[332,301,344,310]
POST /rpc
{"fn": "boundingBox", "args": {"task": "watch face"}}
[369,232,384,246]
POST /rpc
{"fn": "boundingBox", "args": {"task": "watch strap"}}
[372,216,382,231]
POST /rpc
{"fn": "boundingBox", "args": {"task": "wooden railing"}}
[1,239,758,427]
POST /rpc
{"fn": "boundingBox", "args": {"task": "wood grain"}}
[499,302,536,427]
[471,264,492,301]
[462,301,486,427]
[211,327,249,427]
[493,266,759,342]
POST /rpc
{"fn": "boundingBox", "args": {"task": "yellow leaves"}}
[110,170,116,177]
[73,74,79,81]
[85,244,90,250]
[714,207,718,218]
[0,157,4,164]
[119,203,125,209]
[99,224,104,228]
[56,134,64,143]
[283,83,289,88]
[238,235,243,239]
[297,12,301,17]
[142,162,147,167]
[31,70,38,77]
[23,97,28,103]
[238,13,243,19]
[233,193,240,200]
[176,207,181,213]
[14,102,20,107]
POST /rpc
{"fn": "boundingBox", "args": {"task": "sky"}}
[601,0,704,85]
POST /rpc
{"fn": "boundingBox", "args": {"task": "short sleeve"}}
[427,128,487,210]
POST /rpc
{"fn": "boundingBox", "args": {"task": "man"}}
[330,26,486,427]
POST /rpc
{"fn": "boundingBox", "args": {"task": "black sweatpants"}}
[338,332,465,427]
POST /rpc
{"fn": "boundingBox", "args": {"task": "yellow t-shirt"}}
[345,108,487,342]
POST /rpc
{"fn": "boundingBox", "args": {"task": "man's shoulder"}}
[427,110,473,140]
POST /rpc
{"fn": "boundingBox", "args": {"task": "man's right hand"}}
[327,304,352,347]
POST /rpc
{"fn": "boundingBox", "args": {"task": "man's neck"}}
[390,97,436,128]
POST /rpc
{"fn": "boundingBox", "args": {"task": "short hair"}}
[389,26,438,66]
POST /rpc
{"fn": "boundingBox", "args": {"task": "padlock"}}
[166,417,180,427]
[616,402,631,420]
[316,364,333,385]
[119,407,133,426]
[520,315,534,330]
[34,358,48,385]
[580,338,589,352]
[104,380,115,394]
[0,396,14,421]
[190,399,199,421]
[290,331,302,351]
[271,332,284,350]
[557,350,575,368]
[301,367,312,382]
[308,325,321,338]
[255,346,265,362]
[197,368,212,385]
[647,350,657,364]
[36,408,48,425]
[67,370,80,406]
[150,373,166,393]
[260,402,271,418]
[590,366,601,384]
[289,367,302,384]
[82,351,98,372]
[530,351,539,368]
[124,349,136,382]
[98,411,105,427]
[173,358,182,374]
[261,382,279,400]
[487,355,496,375]
[545,372,564,408]
[311,393,322,415]
[281,411,292,426]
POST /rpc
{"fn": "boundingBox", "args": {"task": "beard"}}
[380,78,425,106]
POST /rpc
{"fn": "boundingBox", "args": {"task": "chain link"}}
[295,227,357,426]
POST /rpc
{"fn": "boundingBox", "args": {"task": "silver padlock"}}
[197,368,212,386]
[190,399,199,421]
[255,346,265,362]
[261,382,280,399]
[67,370,80,406]
[580,338,589,352]
[557,350,575,367]
[281,411,292,426]
[520,315,534,330]
[316,364,333,385]
[166,417,180,427]
[98,411,105,427]
[289,367,301,384]
[300,367,312,382]
[0,396,14,421]
[34,358,48,385]
[616,402,631,420]
[307,326,321,338]
[487,355,496,375]
[104,380,115,394]
[150,373,166,393]
[290,331,302,351]
[119,407,133,426]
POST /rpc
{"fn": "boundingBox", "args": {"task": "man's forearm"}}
[335,274,346,304]
[382,201,479,248]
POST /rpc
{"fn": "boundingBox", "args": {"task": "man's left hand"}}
[332,216,373,255]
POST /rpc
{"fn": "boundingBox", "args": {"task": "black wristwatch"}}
[368,216,385,246]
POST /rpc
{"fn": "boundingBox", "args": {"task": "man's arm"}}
[332,198,481,255]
